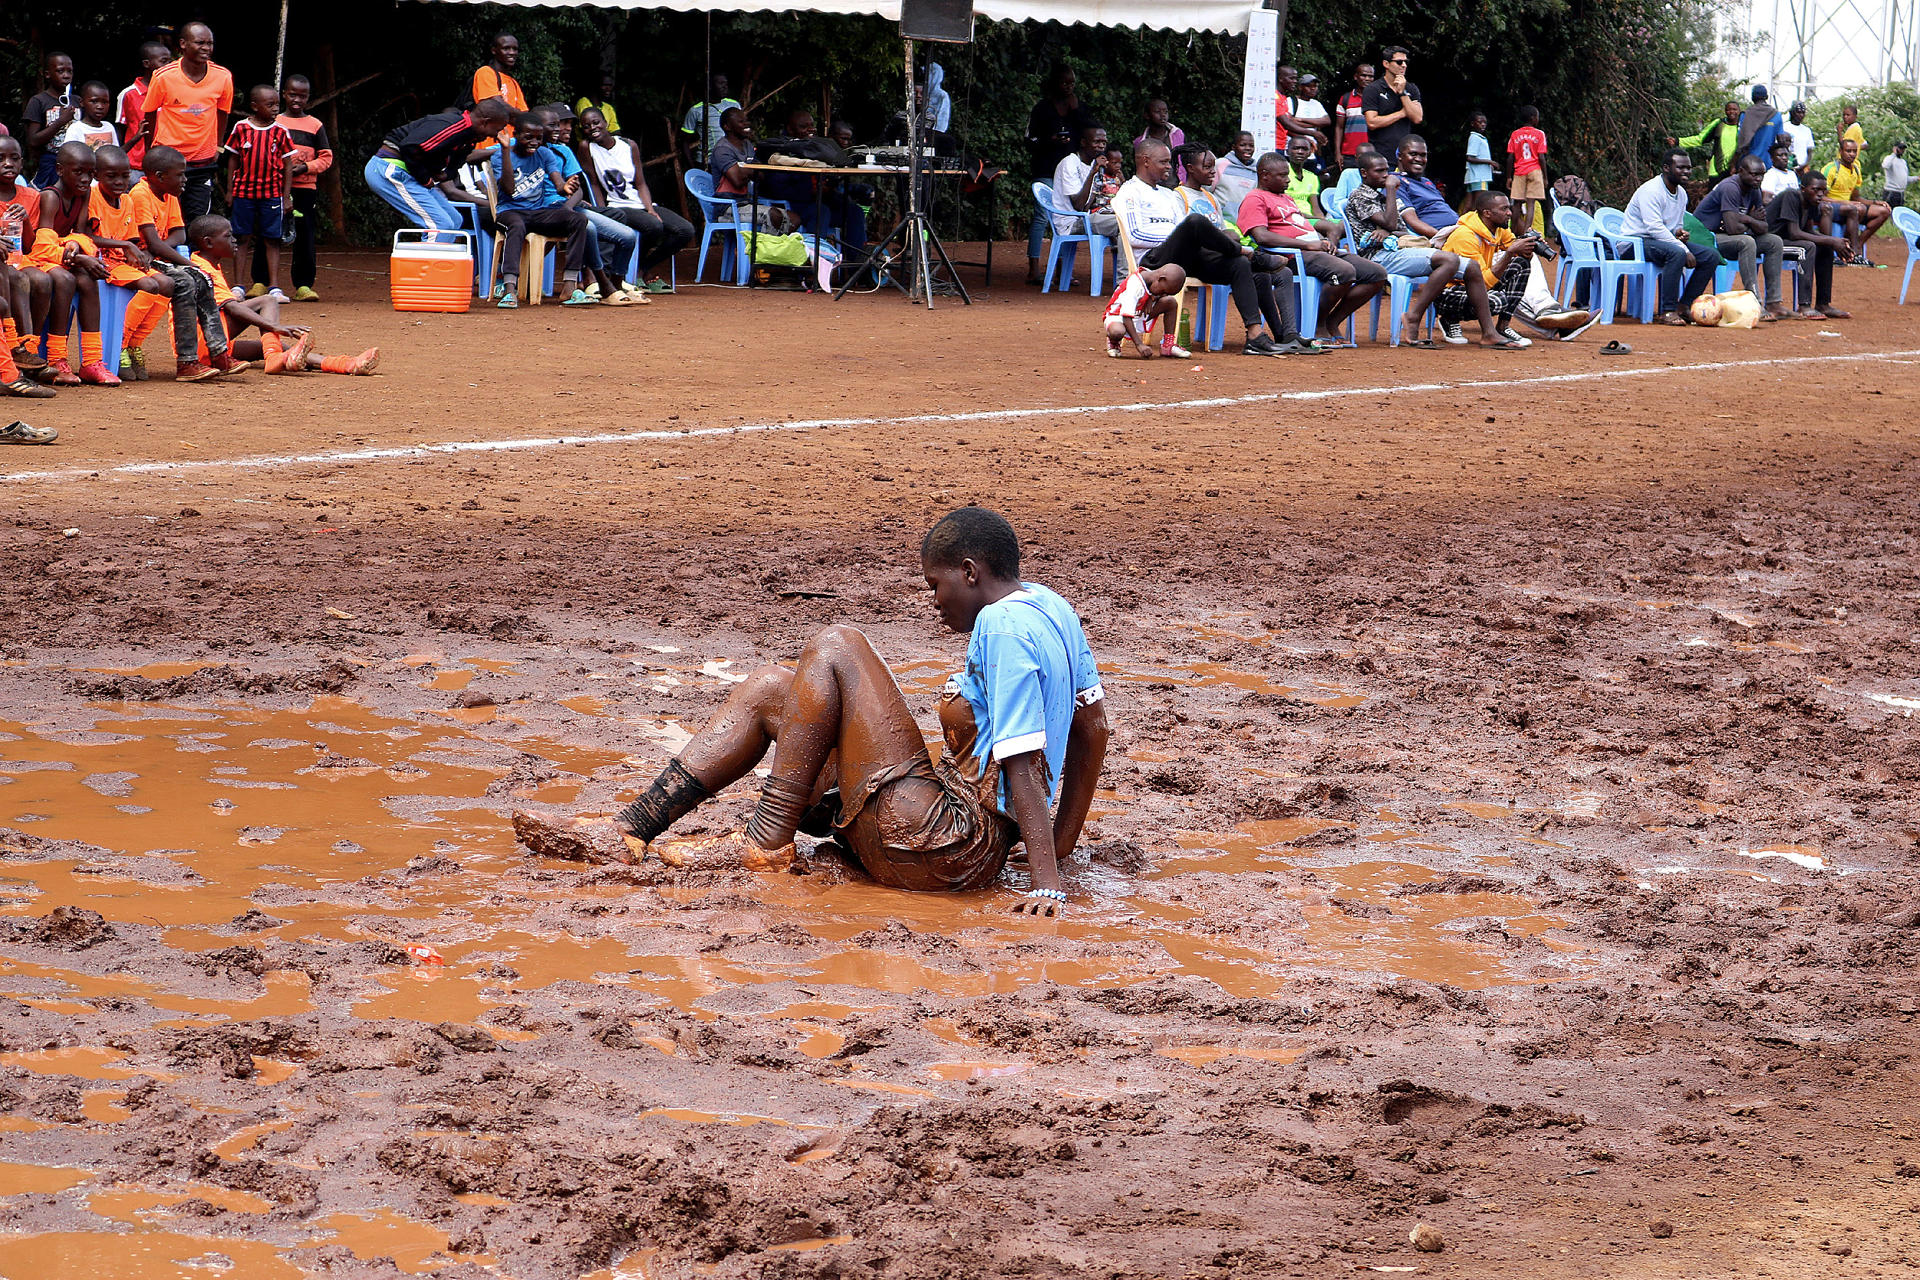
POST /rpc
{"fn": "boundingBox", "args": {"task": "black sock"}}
[615,758,711,842]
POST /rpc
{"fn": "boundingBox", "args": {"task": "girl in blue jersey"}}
[615,508,1109,916]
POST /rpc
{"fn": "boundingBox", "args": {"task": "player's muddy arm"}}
[1052,699,1109,863]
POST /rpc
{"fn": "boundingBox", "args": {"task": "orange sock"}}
[0,346,16,382]
[1,318,17,347]
[319,355,354,373]
[44,334,67,364]
[123,293,166,345]
[261,333,283,357]
[80,333,102,366]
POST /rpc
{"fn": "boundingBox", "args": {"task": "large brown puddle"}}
[0,667,1582,1276]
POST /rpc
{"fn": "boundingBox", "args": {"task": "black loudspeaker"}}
[901,0,974,43]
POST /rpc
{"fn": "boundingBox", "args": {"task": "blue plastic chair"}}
[40,282,131,370]
[686,169,754,285]
[1338,222,1432,345]
[1554,207,1655,324]
[1895,207,1920,304]
[1031,181,1115,296]
[1185,283,1230,351]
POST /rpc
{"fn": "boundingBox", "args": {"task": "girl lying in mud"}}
[612,507,1109,916]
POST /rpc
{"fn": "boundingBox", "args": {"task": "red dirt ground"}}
[0,240,1917,1280]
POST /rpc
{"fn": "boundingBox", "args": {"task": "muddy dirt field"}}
[1,244,1919,1279]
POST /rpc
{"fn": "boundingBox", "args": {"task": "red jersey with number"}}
[1507,126,1547,176]
[225,117,294,199]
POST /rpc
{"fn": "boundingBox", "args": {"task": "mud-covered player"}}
[615,507,1109,916]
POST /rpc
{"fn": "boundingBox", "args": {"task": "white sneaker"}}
[230,286,245,301]
[268,288,289,303]
[1439,319,1468,345]
[1496,326,1533,348]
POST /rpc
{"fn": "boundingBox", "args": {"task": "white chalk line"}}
[6,345,1918,486]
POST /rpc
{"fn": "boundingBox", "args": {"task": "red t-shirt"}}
[1507,126,1547,175]
[1235,187,1318,243]
[118,78,150,169]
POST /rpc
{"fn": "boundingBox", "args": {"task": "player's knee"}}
[811,622,868,655]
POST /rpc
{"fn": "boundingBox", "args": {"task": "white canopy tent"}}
[434,0,1253,35]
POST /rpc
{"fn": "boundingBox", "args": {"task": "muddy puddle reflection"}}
[1,680,1591,1274]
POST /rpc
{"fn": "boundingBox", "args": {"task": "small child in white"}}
[1103,263,1186,358]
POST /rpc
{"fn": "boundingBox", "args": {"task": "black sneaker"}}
[1439,319,1469,345]
[1243,334,1284,356]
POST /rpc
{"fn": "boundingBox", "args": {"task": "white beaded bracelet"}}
[1025,888,1067,902]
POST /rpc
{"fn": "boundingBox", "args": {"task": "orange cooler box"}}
[390,229,473,312]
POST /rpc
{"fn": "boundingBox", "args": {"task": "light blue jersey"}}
[1465,131,1494,188]
[956,583,1103,806]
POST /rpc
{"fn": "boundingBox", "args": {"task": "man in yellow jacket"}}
[1431,190,1539,346]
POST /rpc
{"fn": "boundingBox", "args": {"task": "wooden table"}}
[735,162,1005,292]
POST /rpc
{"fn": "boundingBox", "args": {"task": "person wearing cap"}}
[535,103,642,299]
[1736,85,1781,168]
[1273,65,1327,155]
[1290,73,1332,173]
[1782,101,1816,174]
[1883,141,1909,209]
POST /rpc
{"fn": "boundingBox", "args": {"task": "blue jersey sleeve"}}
[976,625,1048,762]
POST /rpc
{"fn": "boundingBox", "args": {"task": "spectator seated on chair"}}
[1620,146,1725,324]
[1179,146,1320,352]
[1822,138,1891,265]
[1767,169,1851,319]
[709,108,795,233]
[29,141,122,384]
[760,108,867,256]
[1237,149,1378,344]
[1694,153,1790,318]
[1284,136,1331,219]
[1216,131,1259,212]
[576,107,690,294]
[1761,138,1799,200]
[486,113,597,308]
[1053,125,1121,239]
[1343,150,1483,348]
[1111,139,1306,357]
[1435,190,1539,347]
[1390,135,1457,236]
[534,104,640,303]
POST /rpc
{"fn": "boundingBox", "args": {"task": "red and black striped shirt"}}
[225,118,295,199]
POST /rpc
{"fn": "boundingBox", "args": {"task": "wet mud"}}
[2,260,1919,1277]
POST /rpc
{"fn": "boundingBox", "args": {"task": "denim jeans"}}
[1639,236,1723,313]
[581,207,638,276]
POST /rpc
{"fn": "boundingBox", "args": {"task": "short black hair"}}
[1521,105,1540,124]
[1256,149,1288,173]
[1472,189,1508,213]
[1381,44,1410,59]
[1397,133,1427,156]
[144,144,185,172]
[516,109,543,132]
[472,97,513,121]
[1662,146,1690,167]
[922,508,1020,579]
[283,73,311,89]
[79,80,112,99]
[186,213,229,246]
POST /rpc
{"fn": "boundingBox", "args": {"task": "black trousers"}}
[1251,263,1299,342]
[1794,242,1835,307]
[182,163,218,223]
[1140,214,1260,328]
[595,205,695,275]
[496,207,589,280]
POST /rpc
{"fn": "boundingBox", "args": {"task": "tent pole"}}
[275,0,289,85]
[906,35,931,308]
[703,11,712,170]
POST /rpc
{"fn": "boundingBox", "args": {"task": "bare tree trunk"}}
[316,43,346,245]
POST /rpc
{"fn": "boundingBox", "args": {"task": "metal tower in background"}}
[1756,0,1920,98]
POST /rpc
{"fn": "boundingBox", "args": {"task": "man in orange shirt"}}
[471,33,527,143]
[140,22,233,222]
